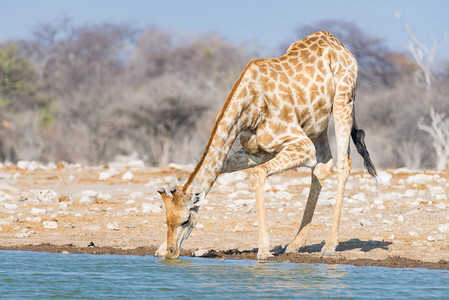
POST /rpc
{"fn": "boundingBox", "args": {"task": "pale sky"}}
[0,0,448,59]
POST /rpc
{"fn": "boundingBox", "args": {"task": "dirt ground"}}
[0,160,448,269]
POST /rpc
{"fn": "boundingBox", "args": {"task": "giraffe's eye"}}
[181,217,190,226]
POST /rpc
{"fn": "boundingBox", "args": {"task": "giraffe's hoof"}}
[284,244,299,254]
[320,246,337,258]
[257,251,274,260]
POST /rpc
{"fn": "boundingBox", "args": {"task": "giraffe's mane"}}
[182,62,254,192]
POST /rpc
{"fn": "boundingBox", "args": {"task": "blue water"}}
[0,250,448,299]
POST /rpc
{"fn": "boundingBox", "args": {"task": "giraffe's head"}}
[158,184,205,259]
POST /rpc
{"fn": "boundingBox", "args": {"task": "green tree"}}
[0,43,38,113]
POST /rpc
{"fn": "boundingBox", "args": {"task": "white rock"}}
[377,171,392,186]
[35,190,59,203]
[167,163,194,172]
[98,193,112,201]
[381,192,403,201]
[407,174,434,185]
[82,225,101,231]
[0,218,11,226]
[436,203,447,209]
[27,161,39,172]
[360,219,372,227]
[409,231,418,237]
[403,190,415,198]
[31,208,47,215]
[2,203,18,210]
[434,194,445,201]
[438,223,449,233]
[17,160,30,170]
[108,152,146,169]
[43,221,58,229]
[435,234,447,241]
[59,202,69,211]
[352,193,367,202]
[429,186,446,196]
[195,223,204,229]
[437,177,447,184]
[124,207,137,214]
[122,171,134,181]
[349,207,363,215]
[107,221,119,230]
[130,192,145,200]
[99,168,120,180]
[17,160,39,172]
[0,173,13,180]
[301,188,310,196]
[397,215,404,222]
[192,249,209,257]
[142,202,152,214]
[18,190,58,204]
[391,168,412,174]
[275,191,293,201]
[42,162,57,170]
[79,190,98,204]
[427,236,435,242]
[217,171,247,185]
[28,217,41,222]
[235,182,248,189]
[264,182,273,191]
[142,202,162,214]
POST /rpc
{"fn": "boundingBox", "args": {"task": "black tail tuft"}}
[351,126,377,178]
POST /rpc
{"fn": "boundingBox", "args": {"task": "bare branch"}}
[417,106,449,168]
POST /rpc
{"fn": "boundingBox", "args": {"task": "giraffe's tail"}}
[350,89,377,178]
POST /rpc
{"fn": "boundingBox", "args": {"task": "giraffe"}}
[156,31,376,259]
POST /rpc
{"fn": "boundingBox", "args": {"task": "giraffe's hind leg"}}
[285,130,333,253]
[321,85,354,257]
[250,135,317,260]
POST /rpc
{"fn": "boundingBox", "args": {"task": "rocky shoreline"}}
[0,158,448,269]
[0,243,447,270]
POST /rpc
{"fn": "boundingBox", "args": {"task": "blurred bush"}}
[0,20,448,168]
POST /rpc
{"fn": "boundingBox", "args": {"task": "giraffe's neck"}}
[186,116,240,195]
[183,67,253,195]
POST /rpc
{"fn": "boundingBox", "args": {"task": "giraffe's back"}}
[241,31,357,145]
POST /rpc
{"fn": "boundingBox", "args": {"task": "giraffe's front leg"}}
[250,166,273,260]
[250,136,318,260]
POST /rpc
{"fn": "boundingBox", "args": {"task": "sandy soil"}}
[0,160,448,269]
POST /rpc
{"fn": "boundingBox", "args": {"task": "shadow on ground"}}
[297,238,392,253]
